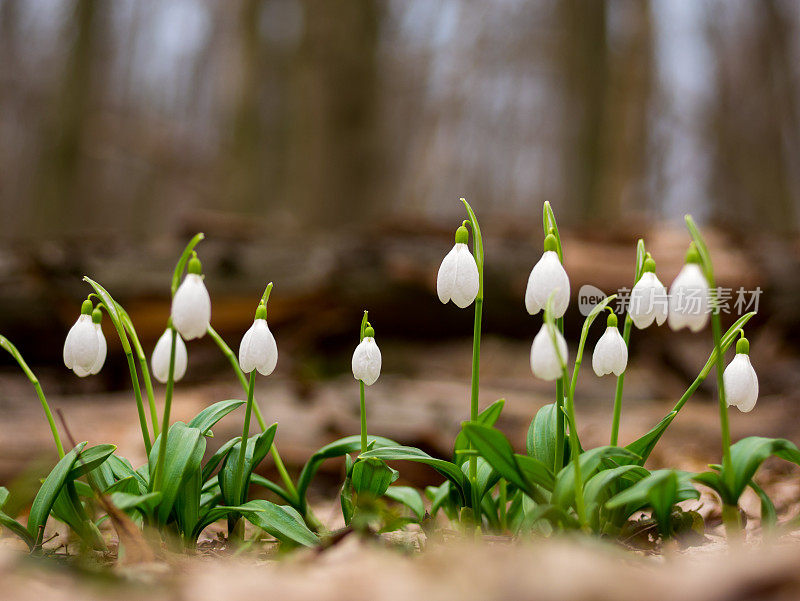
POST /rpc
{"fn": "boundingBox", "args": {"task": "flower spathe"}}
[668,252,709,332]
[629,269,668,329]
[151,328,188,383]
[239,307,278,376]
[63,301,101,374]
[171,256,211,340]
[530,322,568,381]
[592,318,628,377]
[352,329,381,386]
[525,236,570,318]
[723,337,758,413]
[437,226,479,309]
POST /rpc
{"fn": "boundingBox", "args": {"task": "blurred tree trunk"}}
[33,0,104,238]
[286,0,381,228]
[708,1,799,236]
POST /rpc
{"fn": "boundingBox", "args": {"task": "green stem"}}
[469,297,483,502]
[610,315,632,446]
[119,309,159,437]
[234,371,257,504]
[712,309,732,473]
[555,318,565,473]
[564,363,586,527]
[359,381,368,454]
[498,479,508,532]
[0,336,64,458]
[125,350,152,456]
[207,325,298,500]
[154,325,177,491]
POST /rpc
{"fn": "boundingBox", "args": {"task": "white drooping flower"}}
[592,314,628,377]
[64,301,101,375]
[74,311,107,377]
[437,225,479,309]
[352,326,382,386]
[668,249,709,332]
[238,304,278,376]
[723,337,758,413]
[530,322,569,381]
[628,258,668,329]
[525,235,570,318]
[151,328,188,383]
[171,255,211,340]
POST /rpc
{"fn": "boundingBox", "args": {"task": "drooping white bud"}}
[171,257,211,340]
[352,327,381,386]
[64,303,100,374]
[628,258,668,329]
[437,226,479,309]
[75,321,107,377]
[592,320,628,377]
[668,263,709,332]
[525,235,570,318]
[151,328,188,383]
[723,337,758,413]
[238,305,278,376]
[530,322,568,381]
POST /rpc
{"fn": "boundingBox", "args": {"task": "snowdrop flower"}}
[530,322,568,381]
[628,256,668,329]
[171,253,211,340]
[151,327,188,383]
[723,335,759,413]
[238,303,278,376]
[525,233,570,318]
[352,325,381,386]
[73,309,108,377]
[437,224,479,308]
[668,244,709,332]
[592,311,628,377]
[63,300,101,375]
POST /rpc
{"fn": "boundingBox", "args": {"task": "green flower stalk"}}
[437,199,484,522]
[351,312,382,454]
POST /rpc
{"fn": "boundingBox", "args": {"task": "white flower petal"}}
[668,264,709,332]
[724,353,758,413]
[171,273,211,340]
[88,323,107,375]
[238,319,278,376]
[628,272,668,330]
[525,251,570,318]
[437,243,479,308]
[63,314,100,372]
[530,323,568,381]
[352,337,382,386]
[151,329,188,383]
[592,326,628,377]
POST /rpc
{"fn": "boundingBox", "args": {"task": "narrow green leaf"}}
[214,500,319,547]
[454,399,505,465]
[188,400,245,436]
[384,486,425,521]
[552,446,639,509]
[28,442,86,540]
[148,422,206,523]
[68,444,117,480]
[358,446,467,500]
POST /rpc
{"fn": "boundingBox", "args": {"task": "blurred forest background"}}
[2,0,800,486]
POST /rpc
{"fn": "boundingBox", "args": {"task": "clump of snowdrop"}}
[151,327,188,383]
[238,302,278,376]
[352,324,381,386]
[63,300,102,376]
[437,223,479,308]
[592,310,628,377]
[628,255,668,329]
[668,244,709,332]
[171,253,211,340]
[530,321,568,381]
[723,333,759,413]
[525,233,570,318]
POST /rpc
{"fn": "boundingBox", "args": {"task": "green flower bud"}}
[454,225,469,245]
[606,312,618,328]
[80,299,93,315]
[685,243,701,265]
[736,336,750,355]
[364,326,375,338]
[187,252,203,275]
[255,303,267,320]
[643,257,656,274]
[91,308,103,324]
[543,233,558,253]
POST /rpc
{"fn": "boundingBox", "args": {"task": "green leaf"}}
[249,474,295,505]
[748,479,777,530]
[634,239,646,282]
[384,486,425,521]
[28,442,87,542]
[527,403,560,468]
[110,491,162,513]
[542,201,563,262]
[454,399,505,465]
[148,422,206,523]
[103,476,141,495]
[358,446,467,502]
[0,487,33,549]
[68,444,117,480]
[351,458,399,497]
[583,465,649,510]
[213,500,319,547]
[552,446,639,510]
[188,400,245,436]
[295,434,397,511]
[51,481,106,548]
[106,455,148,493]
[623,412,677,466]
[218,424,278,507]
[202,437,241,482]
[726,436,800,501]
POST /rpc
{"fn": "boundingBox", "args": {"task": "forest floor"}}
[1,336,800,600]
